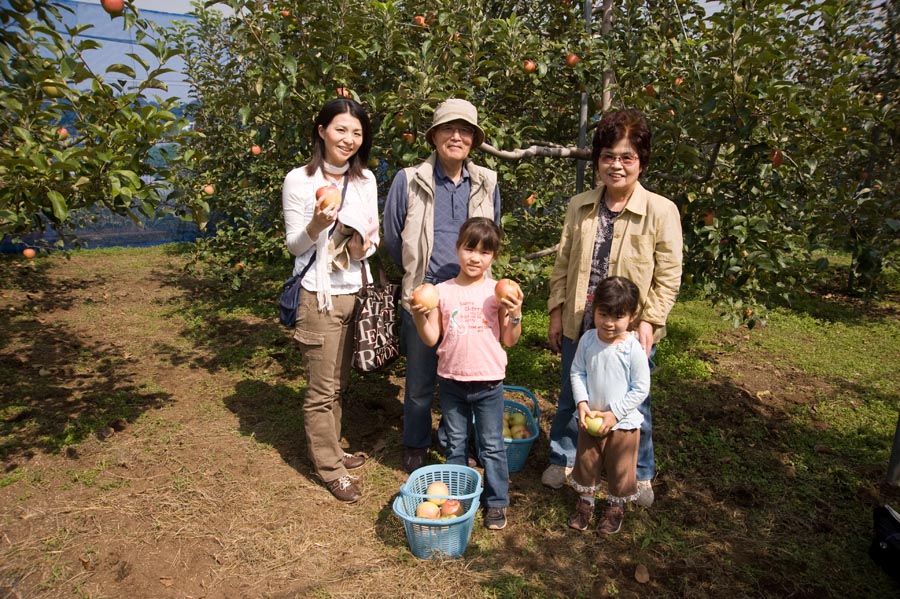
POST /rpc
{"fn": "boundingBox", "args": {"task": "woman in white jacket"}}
[282,98,379,503]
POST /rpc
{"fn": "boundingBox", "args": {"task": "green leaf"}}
[47,190,69,222]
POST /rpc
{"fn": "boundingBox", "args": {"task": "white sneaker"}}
[634,479,654,507]
[541,464,572,489]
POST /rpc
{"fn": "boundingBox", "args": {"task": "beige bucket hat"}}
[424,98,486,147]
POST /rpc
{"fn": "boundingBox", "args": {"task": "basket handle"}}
[503,385,540,422]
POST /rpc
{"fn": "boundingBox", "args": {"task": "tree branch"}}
[480,142,590,161]
[509,244,559,263]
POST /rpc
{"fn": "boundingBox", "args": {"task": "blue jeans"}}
[548,336,656,481]
[401,307,447,449]
[438,377,509,508]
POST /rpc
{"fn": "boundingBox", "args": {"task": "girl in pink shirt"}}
[411,217,523,530]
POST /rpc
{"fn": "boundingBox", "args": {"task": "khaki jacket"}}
[398,153,497,310]
[547,181,683,343]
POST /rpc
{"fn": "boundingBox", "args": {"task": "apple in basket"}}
[416,500,441,519]
[441,499,463,518]
[425,481,450,506]
[515,427,531,440]
[508,412,526,428]
[411,283,440,311]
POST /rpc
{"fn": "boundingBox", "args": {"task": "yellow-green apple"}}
[416,501,441,519]
[585,414,604,437]
[425,481,450,506]
[411,283,439,311]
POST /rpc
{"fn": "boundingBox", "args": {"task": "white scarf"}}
[314,164,349,312]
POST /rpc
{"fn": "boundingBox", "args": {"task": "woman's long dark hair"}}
[305,98,372,180]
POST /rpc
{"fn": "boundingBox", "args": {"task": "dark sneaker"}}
[402,447,427,473]
[342,452,366,470]
[597,504,624,535]
[324,475,361,503]
[484,507,508,530]
[568,498,594,532]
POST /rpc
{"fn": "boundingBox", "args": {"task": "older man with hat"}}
[384,98,501,473]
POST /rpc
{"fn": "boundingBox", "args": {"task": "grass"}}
[0,245,898,598]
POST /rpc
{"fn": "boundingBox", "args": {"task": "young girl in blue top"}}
[567,276,650,535]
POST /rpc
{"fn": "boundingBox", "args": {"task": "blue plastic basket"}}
[501,386,541,473]
[394,465,483,559]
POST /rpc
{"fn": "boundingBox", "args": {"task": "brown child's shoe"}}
[597,504,624,535]
[568,498,594,531]
[324,475,361,503]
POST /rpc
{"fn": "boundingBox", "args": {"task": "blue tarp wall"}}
[1,0,200,252]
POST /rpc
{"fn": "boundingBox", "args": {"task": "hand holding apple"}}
[411,283,439,313]
[307,185,340,238]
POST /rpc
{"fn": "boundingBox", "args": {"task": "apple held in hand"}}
[585,414,605,437]
[315,185,341,210]
[411,283,439,311]
[494,278,521,302]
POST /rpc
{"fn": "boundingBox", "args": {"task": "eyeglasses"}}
[599,152,639,167]
[436,124,476,138]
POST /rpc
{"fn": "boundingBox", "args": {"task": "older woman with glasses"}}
[541,109,683,510]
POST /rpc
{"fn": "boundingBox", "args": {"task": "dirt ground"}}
[1,248,898,599]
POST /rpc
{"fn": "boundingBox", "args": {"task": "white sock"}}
[580,495,595,506]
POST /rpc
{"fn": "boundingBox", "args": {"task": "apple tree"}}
[175,0,896,318]
[0,0,202,249]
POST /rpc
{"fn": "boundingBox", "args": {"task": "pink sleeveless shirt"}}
[435,278,508,382]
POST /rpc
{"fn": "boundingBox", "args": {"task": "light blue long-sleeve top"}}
[570,331,650,431]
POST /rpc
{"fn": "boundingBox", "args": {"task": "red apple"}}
[411,283,439,311]
[413,15,426,27]
[251,145,261,155]
[202,184,215,196]
[425,480,450,506]
[523,193,535,207]
[523,59,536,73]
[702,210,715,227]
[100,0,124,16]
[336,87,351,98]
[23,248,36,259]
[645,84,657,98]
[494,278,521,302]
[401,131,415,144]
[416,501,441,519]
[771,148,783,169]
[57,127,68,140]
[441,499,463,517]
[315,185,341,210]
[674,77,684,86]
[565,53,581,67]
[281,9,290,17]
